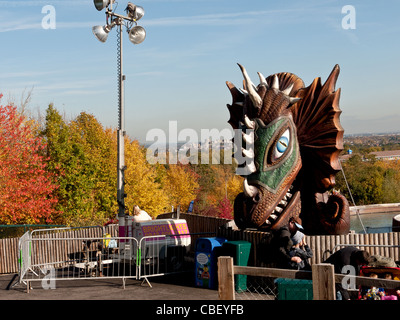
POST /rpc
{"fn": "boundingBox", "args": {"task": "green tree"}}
[71,113,117,223]
[336,155,384,205]
[41,106,117,225]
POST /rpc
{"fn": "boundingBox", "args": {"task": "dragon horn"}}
[242,131,254,144]
[243,179,259,198]
[282,83,294,95]
[242,147,255,159]
[271,75,279,90]
[243,115,255,129]
[237,63,262,108]
[289,97,301,104]
[257,72,268,88]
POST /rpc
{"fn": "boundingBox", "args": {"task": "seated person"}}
[132,205,152,222]
[288,231,313,270]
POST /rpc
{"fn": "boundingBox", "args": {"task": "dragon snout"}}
[235,177,302,230]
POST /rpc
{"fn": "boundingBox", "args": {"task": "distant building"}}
[369,150,400,161]
[339,150,400,162]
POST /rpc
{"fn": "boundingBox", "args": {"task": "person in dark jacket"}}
[323,246,370,300]
[288,231,313,270]
[272,217,305,269]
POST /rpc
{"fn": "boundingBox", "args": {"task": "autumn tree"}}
[124,138,169,217]
[336,155,384,205]
[162,163,199,212]
[191,161,242,217]
[70,112,117,223]
[375,160,400,204]
[41,106,117,225]
[216,196,233,219]
[0,96,58,224]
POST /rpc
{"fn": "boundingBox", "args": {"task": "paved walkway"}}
[0,272,219,300]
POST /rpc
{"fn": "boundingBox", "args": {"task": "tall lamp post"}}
[92,1,146,223]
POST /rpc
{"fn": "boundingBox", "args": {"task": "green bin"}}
[275,278,313,300]
[221,240,251,292]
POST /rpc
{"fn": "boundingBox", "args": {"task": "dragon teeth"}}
[265,186,294,225]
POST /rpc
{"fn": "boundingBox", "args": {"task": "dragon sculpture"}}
[227,64,350,235]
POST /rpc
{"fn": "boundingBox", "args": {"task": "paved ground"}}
[1,273,390,319]
[0,271,219,300]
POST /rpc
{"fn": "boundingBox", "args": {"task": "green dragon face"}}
[248,116,299,193]
[238,114,302,229]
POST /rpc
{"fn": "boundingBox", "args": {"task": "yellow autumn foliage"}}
[209,165,243,205]
[124,137,169,218]
[162,164,199,212]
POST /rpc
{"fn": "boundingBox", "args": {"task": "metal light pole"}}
[117,21,126,220]
[92,1,146,222]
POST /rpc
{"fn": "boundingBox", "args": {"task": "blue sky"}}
[1,0,399,143]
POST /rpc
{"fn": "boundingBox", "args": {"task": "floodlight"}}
[92,24,114,43]
[125,3,145,21]
[92,0,146,221]
[128,25,146,44]
[94,0,111,11]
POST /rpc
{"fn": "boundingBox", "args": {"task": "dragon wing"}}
[289,64,344,192]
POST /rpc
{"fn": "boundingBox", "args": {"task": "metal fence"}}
[234,276,282,300]
[234,268,314,300]
[17,228,191,292]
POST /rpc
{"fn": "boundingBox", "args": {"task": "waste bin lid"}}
[223,240,252,249]
[195,237,227,251]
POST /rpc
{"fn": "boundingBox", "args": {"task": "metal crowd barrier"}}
[17,230,191,292]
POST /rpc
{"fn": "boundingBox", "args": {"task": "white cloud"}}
[145,9,305,27]
[0,20,41,32]
[0,71,56,79]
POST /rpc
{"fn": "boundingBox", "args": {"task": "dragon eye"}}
[272,129,290,161]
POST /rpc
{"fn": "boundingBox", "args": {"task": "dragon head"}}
[227,64,349,234]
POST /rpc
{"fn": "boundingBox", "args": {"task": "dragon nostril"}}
[253,193,261,203]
